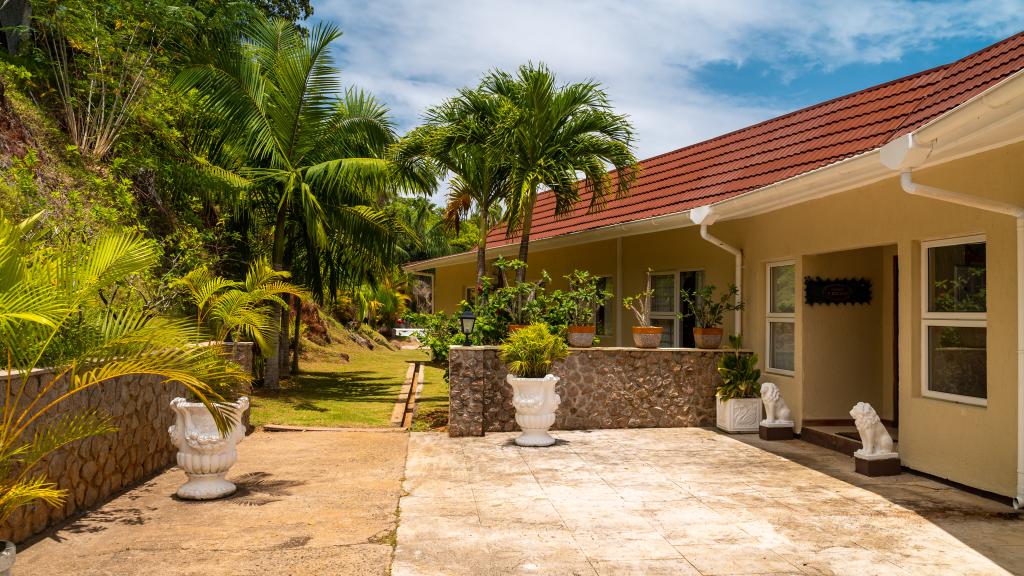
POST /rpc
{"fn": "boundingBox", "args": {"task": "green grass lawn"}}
[249,332,449,429]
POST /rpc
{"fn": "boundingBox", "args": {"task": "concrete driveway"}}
[394,428,1024,576]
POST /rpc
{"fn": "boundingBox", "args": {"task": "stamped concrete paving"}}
[395,428,1024,575]
[17,430,407,576]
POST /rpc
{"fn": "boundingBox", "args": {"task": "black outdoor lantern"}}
[458,309,476,344]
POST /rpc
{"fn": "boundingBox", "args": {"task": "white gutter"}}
[690,206,743,335]
[880,82,1024,504]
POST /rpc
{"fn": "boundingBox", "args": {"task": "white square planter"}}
[716,397,762,433]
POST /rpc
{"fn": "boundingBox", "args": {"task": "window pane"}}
[928,242,986,313]
[769,321,795,371]
[770,265,796,314]
[650,318,674,348]
[927,325,986,399]
[650,274,675,313]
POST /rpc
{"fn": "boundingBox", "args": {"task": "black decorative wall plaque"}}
[804,277,872,305]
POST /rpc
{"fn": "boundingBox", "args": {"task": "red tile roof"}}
[486,32,1024,248]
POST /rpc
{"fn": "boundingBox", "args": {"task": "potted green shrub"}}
[679,284,743,349]
[499,323,569,446]
[715,336,762,433]
[563,270,612,348]
[622,273,661,348]
[492,258,548,332]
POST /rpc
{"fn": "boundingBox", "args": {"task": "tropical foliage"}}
[716,336,762,400]
[679,284,743,328]
[499,323,569,378]
[0,213,250,525]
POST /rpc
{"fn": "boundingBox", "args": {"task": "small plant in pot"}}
[715,335,763,433]
[563,270,612,348]
[679,284,742,349]
[623,275,660,348]
[499,323,569,446]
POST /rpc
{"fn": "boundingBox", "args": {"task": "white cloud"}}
[313,0,1023,199]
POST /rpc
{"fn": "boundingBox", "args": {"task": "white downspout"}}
[697,221,743,336]
[900,170,1024,507]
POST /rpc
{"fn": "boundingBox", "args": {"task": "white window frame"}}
[648,269,704,347]
[648,271,678,346]
[766,261,796,376]
[920,234,987,407]
[412,272,435,313]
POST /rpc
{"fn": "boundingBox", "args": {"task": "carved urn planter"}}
[693,327,724,349]
[715,396,761,433]
[507,374,561,446]
[631,326,662,348]
[0,540,14,576]
[567,325,596,348]
[168,396,249,500]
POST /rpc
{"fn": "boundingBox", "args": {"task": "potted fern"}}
[623,288,660,350]
[563,270,612,348]
[499,323,569,446]
[680,284,743,349]
[715,336,762,433]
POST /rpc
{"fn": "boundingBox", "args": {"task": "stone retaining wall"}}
[448,346,741,437]
[0,343,252,544]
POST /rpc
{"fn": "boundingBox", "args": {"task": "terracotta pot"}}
[631,326,662,348]
[693,327,724,349]
[508,324,528,333]
[567,325,596,348]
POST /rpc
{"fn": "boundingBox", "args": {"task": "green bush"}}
[680,284,743,328]
[405,311,461,364]
[716,335,761,400]
[499,323,569,378]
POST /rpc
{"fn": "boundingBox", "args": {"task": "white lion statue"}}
[850,402,895,457]
[759,383,792,425]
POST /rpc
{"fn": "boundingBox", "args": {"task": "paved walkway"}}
[17,430,407,576]
[395,428,1024,575]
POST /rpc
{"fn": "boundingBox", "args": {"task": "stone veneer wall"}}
[448,346,740,437]
[0,343,252,544]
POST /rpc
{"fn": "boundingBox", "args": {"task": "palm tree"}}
[175,15,432,388]
[0,214,249,525]
[483,63,639,283]
[395,88,512,285]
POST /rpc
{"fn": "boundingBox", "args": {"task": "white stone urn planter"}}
[715,395,762,433]
[507,374,561,447]
[168,396,249,500]
[0,540,14,576]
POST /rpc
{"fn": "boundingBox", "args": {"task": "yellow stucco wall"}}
[425,140,1023,496]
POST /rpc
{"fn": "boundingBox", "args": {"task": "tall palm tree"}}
[0,214,249,525]
[483,63,639,283]
[175,15,432,388]
[394,88,512,285]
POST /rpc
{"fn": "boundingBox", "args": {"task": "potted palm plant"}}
[623,274,660,348]
[679,284,742,349]
[563,270,612,348]
[499,323,569,446]
[0,216,249,570]
[174,259,305,499]
[715,336,762,433]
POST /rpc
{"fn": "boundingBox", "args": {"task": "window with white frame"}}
[649,273,676,347]
[766,262,796,374]
[922,236,987,405]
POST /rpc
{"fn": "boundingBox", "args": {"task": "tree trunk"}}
[264,207,288,389]
[291,295,301,374]
[476,211,488,287]
[279,303,290,375]
[515,188,537,284]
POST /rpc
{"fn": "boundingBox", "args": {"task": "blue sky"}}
[311,1,1023,168]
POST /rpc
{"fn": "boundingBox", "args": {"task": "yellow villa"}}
[406,34,1024,502]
